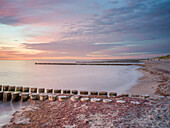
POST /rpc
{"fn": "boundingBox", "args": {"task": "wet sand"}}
[2,61,170,128]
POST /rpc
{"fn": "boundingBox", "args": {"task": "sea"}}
[0,60,143,126]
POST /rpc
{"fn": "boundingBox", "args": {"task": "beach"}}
[2,61,170,128]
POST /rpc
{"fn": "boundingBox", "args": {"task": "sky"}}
[0,0,170,60]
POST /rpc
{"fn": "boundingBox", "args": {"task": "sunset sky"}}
[0,0,170,60]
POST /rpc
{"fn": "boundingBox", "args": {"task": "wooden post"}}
[72,90,78,95]
[38,88,45,93]
[31,88,37,93]
[48,95,57,101]
[109,92,117,97]
[0,85,2,91]
[0,91,3,100]
[80,91,88,95]
[3,85,9,91]
[16,86,23,92]
[39,94,48,101]
[99,91,108,96]
[8,86,16,91]
[54,89,61,94]
[11,92,19,102]
[63,90,71,94]
[23,87,30,92]
[3,92,11,101]
[30,94,38,100]
[21,93,29,102]
[46,89,53,93]
[90,91,98,95]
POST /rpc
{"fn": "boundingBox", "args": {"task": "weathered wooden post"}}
[8,86,16,91]
[39,94,48,101]
[23,87,30,92]
[90,91,98,95]
[38,88,45,93]
[0,91,3,100]
[109,92,117,97]
[48,95,57,101]
[3,85,9,91]
[0,85,2,91]
[16,86,23,92]
[80,91,88,95]
[99,91,108,96]
[46,89,53,93]
[72,90,78,95]
[63,90,70,94]
[3,92,11,101]
[31,88,37,93]
[21,93,29,102]
[54,89,61,94]
[30,94,39,100]
[11,92,19,102]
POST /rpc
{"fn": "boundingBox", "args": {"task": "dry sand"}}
[127,61,170,97]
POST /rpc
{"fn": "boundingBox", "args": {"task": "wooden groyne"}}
[0,85,150,103]
[35,62,144,66]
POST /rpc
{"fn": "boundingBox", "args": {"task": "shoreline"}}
[2,61,170,128]
[127,61,170,97]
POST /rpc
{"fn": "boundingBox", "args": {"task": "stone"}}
[3,91,11,101]
[11,92,19,102]
[16,86,23,92]
[23,87,30,92]
[103,99,112,103]
[8,86,16,91]
[81,98,89,102]
[31,88,37,93]
[116,100,126,103]
[21,93,29,102]
[130,101,140,105]
[39,94,48,101]
[90,98,101,102]
[48,95,57,101]
[38,88,45,93]
[90,91,98,95]
[3,85,9,91]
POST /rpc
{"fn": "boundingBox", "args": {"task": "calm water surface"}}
[0,60,142,126]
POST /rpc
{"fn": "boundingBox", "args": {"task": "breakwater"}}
[0,85,150,103]
[35,62,144,66]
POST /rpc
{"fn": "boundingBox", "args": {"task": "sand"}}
[127,61,170,97]
[2,60,170,128]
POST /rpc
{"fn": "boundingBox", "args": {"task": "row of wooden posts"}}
[0,85,143,102]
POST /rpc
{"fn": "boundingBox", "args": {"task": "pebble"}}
[81,98,89,102]
[130,101,140,105]
[116,100,126,103]
[103,99,112,103]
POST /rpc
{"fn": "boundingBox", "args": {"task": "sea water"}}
[0,60,142,126]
